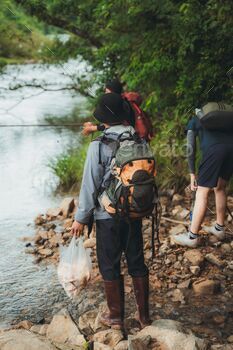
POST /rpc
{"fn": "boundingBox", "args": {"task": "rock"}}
[78,309,98,334]
[173,261,182,269]
[46,309,85,347]
[208,235,219,245]
[205,253,225,268]
[39,248,53,257]
[227,212,233,222]
[134,319,208,350]
[0,329,57,350]
[212,314,225,325]
[63,218,73,229]
[13,320,33,330]
[170,289,185,303]
[221,243,232,253]
[59,198,75,218]
[30,324,49,336]
[83,238,96,249]
[172,193,184,204]
[25,247,37,254]
[93,329,124,348]
[34,214,45,225]
[192,279,220,295]
[93,342,112,350]
[34,256,42,264]
[128,335,151,349]
[190,266,200,276]
[172,206,189,220]
[114,340,129,350]
[159,241,170,253]
[227,335,233,343]
[39,230,49,240]
[49,235,60,248]
[177,279,191,289]
[228,261,233,270]
[184,250,204,266]
[169,224,187,236]
[46,208,62,218]
[211,345,233,350]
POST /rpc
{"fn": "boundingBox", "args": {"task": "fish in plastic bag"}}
[57,236,92,298]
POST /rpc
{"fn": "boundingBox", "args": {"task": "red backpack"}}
[122,92,154,141]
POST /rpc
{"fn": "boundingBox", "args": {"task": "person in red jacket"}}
[83,79,154,141]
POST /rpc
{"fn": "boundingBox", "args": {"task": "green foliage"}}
[0,0,54,61]
[16,0,233,115]
[50,136,89,192]
[14,0,233,189]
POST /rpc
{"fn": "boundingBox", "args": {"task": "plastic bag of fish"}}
[57,236,92,298]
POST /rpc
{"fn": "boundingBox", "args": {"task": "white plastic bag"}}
[57,237,92,298]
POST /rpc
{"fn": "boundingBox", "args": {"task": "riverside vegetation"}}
[1,191,232,349]
[8,0,233,191]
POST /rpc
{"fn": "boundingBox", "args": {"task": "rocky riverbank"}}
[1,192,233,349]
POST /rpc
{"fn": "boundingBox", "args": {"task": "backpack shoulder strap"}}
[92,134,120,164]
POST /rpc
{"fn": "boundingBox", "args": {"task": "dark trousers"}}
[96,218,148,281]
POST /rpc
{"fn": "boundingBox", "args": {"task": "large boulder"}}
[0,329,56,350]
[46,309,85,348]
[134,319,209,350]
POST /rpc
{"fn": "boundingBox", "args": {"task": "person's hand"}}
[82,122,97,136]
[71,221,85,237]
[190,174,198,191]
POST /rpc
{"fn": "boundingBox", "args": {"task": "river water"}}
[0,60,89,327]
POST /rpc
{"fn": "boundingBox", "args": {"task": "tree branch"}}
[0,83,93,112]
[14,0,102,48]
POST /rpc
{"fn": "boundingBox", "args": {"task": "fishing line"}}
[0,123,83,128]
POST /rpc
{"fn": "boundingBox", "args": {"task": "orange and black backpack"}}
[98,131,161,256]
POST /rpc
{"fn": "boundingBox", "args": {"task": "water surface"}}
[0,60,88,326]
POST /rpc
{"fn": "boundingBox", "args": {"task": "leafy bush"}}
[15,0,233,190]
[50,136,89,192]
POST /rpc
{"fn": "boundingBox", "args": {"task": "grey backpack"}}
[196,102,233,131]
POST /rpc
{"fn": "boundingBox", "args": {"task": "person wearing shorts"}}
[173,112,233,247]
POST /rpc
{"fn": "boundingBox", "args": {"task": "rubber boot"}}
[132,275,151,328]
[100,276,124,330]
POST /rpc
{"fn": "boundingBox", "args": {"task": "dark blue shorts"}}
[198,144,233,188]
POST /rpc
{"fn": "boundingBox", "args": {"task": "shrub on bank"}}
[50,136,89,192]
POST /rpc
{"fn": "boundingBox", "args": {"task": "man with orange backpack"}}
[83,79,154,141]
[72,92,158,330]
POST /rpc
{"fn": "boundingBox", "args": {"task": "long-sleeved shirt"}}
[75,125,135,224]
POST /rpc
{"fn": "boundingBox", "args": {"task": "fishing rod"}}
[0,123,84,128]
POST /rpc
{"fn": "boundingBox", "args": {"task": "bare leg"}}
[214,177,227,226]
[190,186,211,234]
